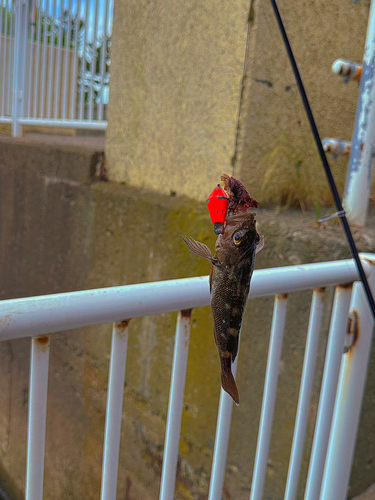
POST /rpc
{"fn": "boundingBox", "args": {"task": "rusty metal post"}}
[159,310,192,500]
[320,254,375,500]
[250,294,288,500]
[208,341,240,500]
[284,289,325,500]
[304,285,352,500]
[26,335,50,500]
[343,0,375,227]
[100,321,129,500]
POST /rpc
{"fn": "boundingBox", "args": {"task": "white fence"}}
[0,255,374,499]
[0,0,112,135]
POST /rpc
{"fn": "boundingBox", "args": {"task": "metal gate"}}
[0,0,112,135]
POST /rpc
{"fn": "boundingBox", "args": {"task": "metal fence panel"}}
[0,0,112,134]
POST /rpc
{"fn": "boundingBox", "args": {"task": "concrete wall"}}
[1,136,375,499]
[106,0,375,207]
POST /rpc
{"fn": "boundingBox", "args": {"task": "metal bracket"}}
[322,138,351,159]
[332,59,362,83]
[318,210,346,223]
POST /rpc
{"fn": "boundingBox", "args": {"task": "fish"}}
[181,210,263,405]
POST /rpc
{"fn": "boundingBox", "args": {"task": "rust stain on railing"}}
[346,309,360,357]
[34,334,51,351]
[276,293,288,301]
[181,309,192,318]
[338,282,353,290]
[114,319,130,338]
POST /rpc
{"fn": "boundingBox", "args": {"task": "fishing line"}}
[269,0,375,320]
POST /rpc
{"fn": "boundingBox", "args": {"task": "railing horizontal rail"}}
[0,258,369,341]
[18,118,108,130]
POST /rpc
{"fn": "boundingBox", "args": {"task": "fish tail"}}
[220,355,240,406]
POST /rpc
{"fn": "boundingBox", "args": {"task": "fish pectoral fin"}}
[256,235,265,255]
[180,235,214,262]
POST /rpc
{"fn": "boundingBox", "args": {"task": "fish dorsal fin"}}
[181,235,214,262]
[256,235,265,255]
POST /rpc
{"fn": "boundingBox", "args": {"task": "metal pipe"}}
[320,254,375,500]
[1,1,7,116]
[250,294,288,500]
[322,138,351,159]
[62,0,72,119]
[7,2,13,117]
[40,0,49,116]
[25,335,50,500]
[18,117,107,129]
[343,0,375,226]
[88,0,98,120]
[284,289,325,500]
[53,0,63,118]
[34,0,42,117]
[208,349,240,500]
[27,0,36,117]
[159,310,192,500]
[70,0,80,119]
[332,59,362,83]
[47,0,56,118]
[0,259,372,342]
[12,0,28,136]
[0,3,3,116]
[304,285,352,500]
[79,0,90,120]
[100,321,129,500]
[98,0,109,120]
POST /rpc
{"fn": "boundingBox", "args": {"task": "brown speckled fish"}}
[181,209,263,405]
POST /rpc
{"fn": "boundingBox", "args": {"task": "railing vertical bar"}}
[320,255,375,500]
[100,321,129,500]
[33,0,42,117]
[70,0,80,119]
[97,0,108,121]
[250,293,288,500]
[304,285,352,500]
[208,350,240,500]
[88,0,98,120]
[159,310,192,500]
[78,0,89,120]
[47,0,55,118]
[40,0,49,116]
[0,2,3,116]
[25,335,50,500]
[284,289,325,500]
[27,0,36,117]
[6,1,13,116]
[3,0,8,117]
[53,0,62,118]
[62,0,72,119]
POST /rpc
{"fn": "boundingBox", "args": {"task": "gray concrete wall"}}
[106,0,374,208]
[1,137,375,499]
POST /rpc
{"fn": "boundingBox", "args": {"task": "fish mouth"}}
[213,222,224,235]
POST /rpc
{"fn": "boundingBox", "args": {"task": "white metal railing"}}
[0,0,112,136]
[0,255,375,500]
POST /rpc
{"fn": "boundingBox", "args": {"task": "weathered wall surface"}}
[1,137,375,499]
[107,0,375,207]
[106,0,250,199]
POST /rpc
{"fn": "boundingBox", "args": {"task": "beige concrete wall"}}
[106,0,374,207]
[106,0,250,200]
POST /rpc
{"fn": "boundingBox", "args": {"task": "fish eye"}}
[233,231,244,246]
